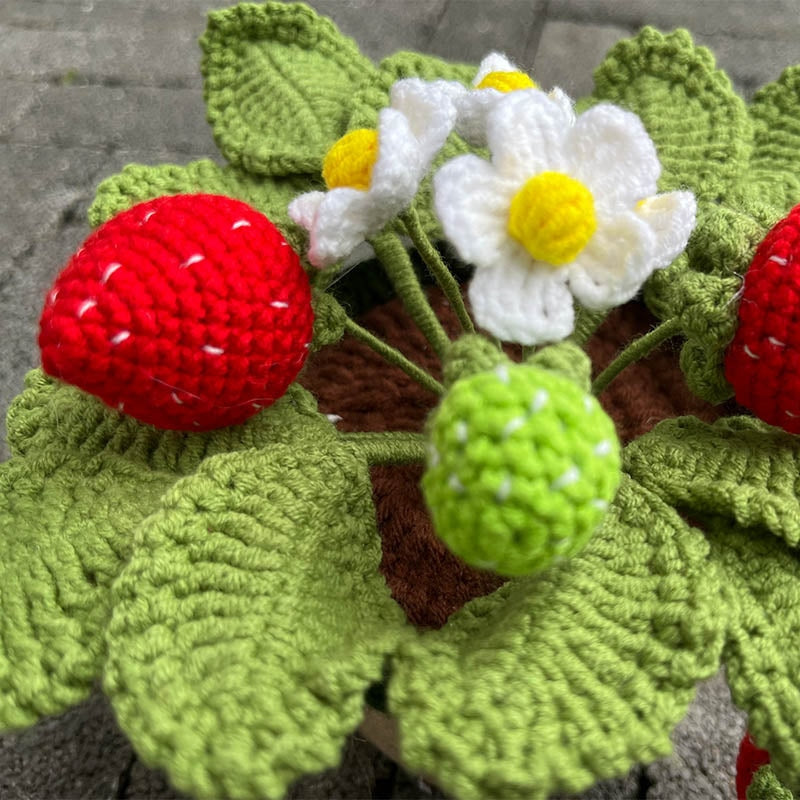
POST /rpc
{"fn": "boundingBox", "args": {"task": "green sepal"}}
[591,27,752,199]
[104,438,408,800]
[87,159,321,254]
[0,370,333,729]
[643,194,782,404]
[707,519,800,794]
[200,2,375,177]
[309,289,347,351]
[347,51,477,242]
[625,415,800,549]
[747,766,795,800]
[389,476,726,800]
[747,65,800,214]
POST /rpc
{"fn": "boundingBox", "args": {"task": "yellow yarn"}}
[507,171,597,266]
[476,70,537,92]
[322,128,379,191]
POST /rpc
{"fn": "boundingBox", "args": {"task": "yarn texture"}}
[4,4,800,799]
[40,194,314,431]
[423,359,620,575]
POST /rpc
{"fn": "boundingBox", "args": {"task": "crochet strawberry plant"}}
[2,5,800,800]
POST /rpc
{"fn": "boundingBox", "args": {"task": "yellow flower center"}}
[507,172,597,266]
[476,70,537,92]
[322,129,379,191]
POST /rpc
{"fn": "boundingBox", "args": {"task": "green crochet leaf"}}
[200,1,375,177]
[748,65,800,213]
[591,27,752,198]
[389,476,725,800]
[624,415,800,548]
[707,519,800,795]
[347,51,477,242]
[748,766,795,800]
[87,159,320,254]
[104,439,407,800]
[0,370,333,729]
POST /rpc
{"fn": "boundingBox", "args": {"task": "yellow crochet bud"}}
[322,129,379,191]
[508,171,597,266]
[476,70,537,92]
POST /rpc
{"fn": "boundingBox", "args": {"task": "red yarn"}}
[725,203,800,433]
[39,194,314,431]
[735,731,771,799]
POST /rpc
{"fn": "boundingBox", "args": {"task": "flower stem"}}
[340,431,427,465]
[400,209,475,334]
[591,317,683,396]
[343,317,444,395]
[370,231,452,359]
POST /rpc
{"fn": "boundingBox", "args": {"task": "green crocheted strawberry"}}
[422,361,621,576]
[724,203,800,433]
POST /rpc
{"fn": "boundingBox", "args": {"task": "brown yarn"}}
[302,289,723,629]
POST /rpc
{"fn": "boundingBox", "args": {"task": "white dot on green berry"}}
[494,364,510,384]
[591,499,609,511]
[455,421,468,443]
[502,416,525,440]
[530,389,548,413]
[594,440,612,456]
[495,475,512,502]
[448,473,465,493]
[427,444,440,467]
[551,465,580,491]
[583,396,594,413]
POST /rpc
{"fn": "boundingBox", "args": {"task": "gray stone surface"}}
[0,0,793,798]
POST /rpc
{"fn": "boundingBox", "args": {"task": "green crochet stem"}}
[592,317,683,396]
[370,231,452,359]
[342,317,444,395]
[400,208,475,335]
[340,431,427,465]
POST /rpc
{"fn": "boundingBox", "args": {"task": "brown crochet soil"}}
[301,288,725,629]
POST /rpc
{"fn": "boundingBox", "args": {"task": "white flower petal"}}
[566,104,660,212]
[434,155,520,270]
[487,90,573,182]
[390,79,458,164]
[469,261,575,345]
[636,191,697,265]
[567,211,657,308]
[287,191,325,231]
[473,52,520,86]
[306,189,374,268]
[547,87,577,126]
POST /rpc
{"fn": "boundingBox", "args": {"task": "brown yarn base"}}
[302,288,723,629]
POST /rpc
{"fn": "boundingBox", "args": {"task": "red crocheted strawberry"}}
[39,194,313,431]
[725,202,800,433]
[735,731,771,800]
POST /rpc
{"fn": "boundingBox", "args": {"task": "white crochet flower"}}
[289,79,457,269]
[456,52,575,146]
[434,90,697,346]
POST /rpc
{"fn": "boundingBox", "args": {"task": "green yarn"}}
[526,340,592,392]
[748,766,795,800]
[624,415,800,548]
[748,65,800,214]
[390,476,726,800]
[200,2,375,176]
[88,160,319,255]
[310,289,347,350]
[105,439,408,800]
[705,518,800,795]
[422,361,620,576]
[0,370,333,729]
[442,334,507,387]
[591,27,752,199]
